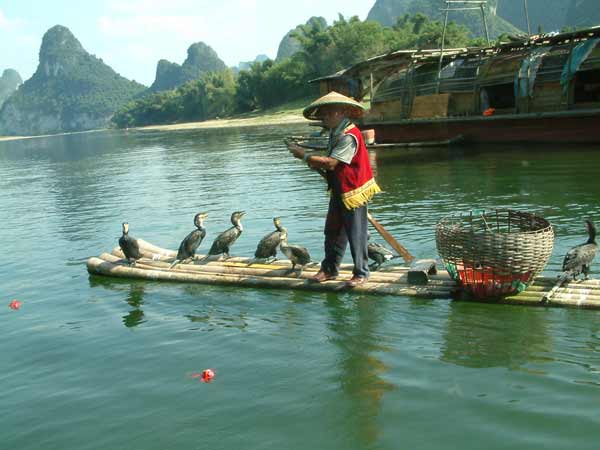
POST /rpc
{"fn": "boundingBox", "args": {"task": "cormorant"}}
[119,222,142,266]
[170,212,208,268]
[207,211,245,259]
[368,241,397,271]
[253,217,285,263]
[544,220,598,301]
[561,219,598,280]
[279,231,312,275]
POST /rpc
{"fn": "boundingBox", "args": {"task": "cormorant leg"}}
[169,259,180,269]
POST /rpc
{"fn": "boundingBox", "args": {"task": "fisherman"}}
[286,91,381,287]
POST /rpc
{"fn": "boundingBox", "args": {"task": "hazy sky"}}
[0,0,375,86]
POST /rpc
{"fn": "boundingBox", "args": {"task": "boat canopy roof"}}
[310,25,600,86]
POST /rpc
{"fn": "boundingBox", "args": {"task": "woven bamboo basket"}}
[436,209,554,298]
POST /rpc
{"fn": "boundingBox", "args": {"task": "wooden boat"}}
[86,238,600,309]
[310,27,600,145]
[286,134,463,151]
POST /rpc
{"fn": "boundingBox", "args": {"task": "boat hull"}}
[364,109,600,145]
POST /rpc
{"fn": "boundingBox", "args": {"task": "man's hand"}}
[286,141,305,160]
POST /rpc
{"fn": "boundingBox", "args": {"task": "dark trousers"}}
[320,195,370,278]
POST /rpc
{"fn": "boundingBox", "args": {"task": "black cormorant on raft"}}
[253,217,285,263]
[544,220,598,301]
[279,231,312,275]
[208,211,245,259]
[368,240,397,271]
[170,212,208,268]
[562,220,598,280]
[118,222,142,266]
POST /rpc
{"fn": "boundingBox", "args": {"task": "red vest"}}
[330,124,381,210]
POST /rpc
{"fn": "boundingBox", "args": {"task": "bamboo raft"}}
[86,239,600,309]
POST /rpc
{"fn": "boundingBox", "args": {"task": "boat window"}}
[412,63,439,96]
[439,58,481,93]
[573,69,600,105]
[536,46,570,83]
[480,83,515,111]
[372,69,409,102]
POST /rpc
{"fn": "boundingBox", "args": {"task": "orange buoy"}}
[201,369,215,382]
[192,369,215,383]
[9,300,21,310]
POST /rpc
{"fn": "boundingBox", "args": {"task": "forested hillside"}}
[149,42,227,92]
[0,25,145,135]
[113,14,483,128]
[0,69,22,108]
[367,0,519,38]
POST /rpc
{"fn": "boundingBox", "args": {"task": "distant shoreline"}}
[136,109,308,132]
[0,101,311,142]
[0,128,107,142]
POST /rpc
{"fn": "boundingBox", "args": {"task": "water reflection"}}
[88,276,147,328]
[440,302,552,370]
[184,309,249,332]
[325,294,395,447]
[123,284,146,328]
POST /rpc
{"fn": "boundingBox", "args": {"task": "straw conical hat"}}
[303,91,365,120]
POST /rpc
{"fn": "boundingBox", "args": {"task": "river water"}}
[1,125,599,450]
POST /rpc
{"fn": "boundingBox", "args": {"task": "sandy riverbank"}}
[0,100,312,142]
[138,109,308,132]
[0,135,34,142]
[0,128,108,142]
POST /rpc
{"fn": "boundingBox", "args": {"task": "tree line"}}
[112,14,489,128]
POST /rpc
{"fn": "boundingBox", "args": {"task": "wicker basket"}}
[436,209,554,298]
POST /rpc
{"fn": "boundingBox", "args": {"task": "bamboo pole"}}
[112,242,449,284]
[104,252,458,288]
[87,256,453,299]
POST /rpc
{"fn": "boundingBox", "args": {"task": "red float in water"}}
[201,369,215,382]
[9,300,21,310]
[192,369,215,383]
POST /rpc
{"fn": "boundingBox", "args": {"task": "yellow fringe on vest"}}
[340,178,381,210]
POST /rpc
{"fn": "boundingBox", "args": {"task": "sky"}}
[0,0,375,86]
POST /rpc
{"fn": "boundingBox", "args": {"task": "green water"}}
[1,126,599,450]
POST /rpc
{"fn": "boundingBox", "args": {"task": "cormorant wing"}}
[178,228,206,259]
[255,231,282,258]
[562,243,598,272]
[119,234,142,259]
[209,226,240,255]
[288,244,311,265]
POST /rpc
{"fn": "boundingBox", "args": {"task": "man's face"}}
[319,106,345,129]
